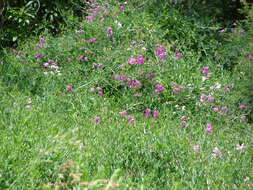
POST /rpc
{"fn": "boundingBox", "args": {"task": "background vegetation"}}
[0,0,253,189]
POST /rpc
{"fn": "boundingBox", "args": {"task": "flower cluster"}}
[156,45,168,61]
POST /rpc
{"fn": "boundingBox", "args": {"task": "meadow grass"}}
[0,0,253,189]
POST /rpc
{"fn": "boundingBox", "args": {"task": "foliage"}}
[0,0,88,49]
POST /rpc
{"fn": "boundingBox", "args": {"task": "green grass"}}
[0,0,253,189]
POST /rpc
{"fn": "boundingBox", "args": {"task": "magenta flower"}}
[120,5,125,11]
[156,46,168,61]
[34,54,43,59]
[155,83,166,94]
[232,23,237,27]
[107,27,113,38]
[146,73,155,79]
[127,115,135,123]
[248,55,253,61]
[175,53,183,59]
[208,96,214,103]
[94,116,101,123]
[219,29,225,33]
[137,55,145,64]
[145,108,151,118]
[86,15,96,23]
[173,87,181,93]
[128,56,137,65]
[153,109,159,118]
[221,106,228,114]
[120,74,127,82]
[39,38,46,46]
[200,94,207,102]
[206,123,213,133]
[119,111,127,116]
[86,38,97,43]
[66,85,73,91]
[239,105,247,109]
[213,107,219,112]
[47,59,55,64]
[202,66,209,75]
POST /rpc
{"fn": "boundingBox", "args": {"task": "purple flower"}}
[208,96,214,103]
[94,63,104,68]
[248,55,253,61]
[145,108,151,118]
[120,74,127,82]
[146,73,155,79]
[213,107,219,112]
[175,53,183,59]
[206,123,213,133]
[239,29,245,34]
[219,29,225,33]
[206,73,212,78]
[39,38,46,46]
[153,109,159,118]
[128,56,137,65]
[156,46,168,61]
[107,27,113,38]
[202,66,209,75]
[221,106,228,114]
[200,94,207,102]
[173,87,181,93]
[232,23,237,27]
[76,29,84,34]
[180,116,188,121]
[94,116,101,123]
[86,15,96,23]
[66,85,73,92]
[34,54,43,59]
[155,83,166,94]
[120,5,125,11]
[137,55,145,65]
[47,59,55,64]
[86,38,97,43]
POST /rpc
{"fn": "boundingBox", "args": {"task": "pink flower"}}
[239,105,247,109]
[145,108,151,118]
[120,74,127,82]
[39,38,46,46]
[153,109,159,118]
[114,74,120,80]
[202,66,209,75]
[212,147,223,158]
[206,123,213,133]
[240,115,246,120]
[34,54,43,59]
[239,29,245,34]
[127,115,135,123]
[79,55,88,60]
[94,63,104,68]
[156,46,168,61]
[208,96,214,103]
[219,29,225,33]
[206,73,212,78]
[147,73,155,79]
[180,116,188,121]
[173,87,181,93]
[170,81,177,85]
[119,111,127,116]
[200,94,207,102]
[155,84,166,94]
[248,55,253,61]
[94,116,101,123]
[175,53,183,59]
[193,145,201,152]
[120,5,125,11]
[128,56,137,65]
[221,106,228,114]
[232,23,237,27]
[130,80,141,88]
[66,85,73,91]
[86,15,96,23]
[107,27,113,38]
[213,107,219,112]
[86,38,97,43]
[137,55,145,64]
